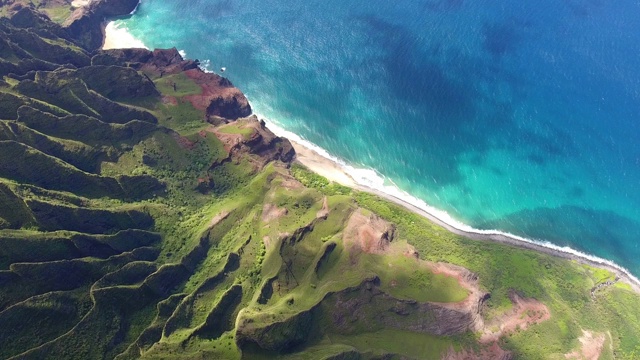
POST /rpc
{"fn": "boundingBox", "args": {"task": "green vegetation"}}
[153,73,202,97]
[0,5,638,360]
[218,122,255,139]
[290,163,352,195]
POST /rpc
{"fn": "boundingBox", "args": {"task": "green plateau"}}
[0,3,639,360]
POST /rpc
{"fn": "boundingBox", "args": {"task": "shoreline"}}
[285,133,640,293]
[103,21,148,50]
[99,13,640,294]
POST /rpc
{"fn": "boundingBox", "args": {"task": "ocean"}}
[115,0,640,276]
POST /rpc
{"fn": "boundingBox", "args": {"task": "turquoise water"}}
[117,0,640,275]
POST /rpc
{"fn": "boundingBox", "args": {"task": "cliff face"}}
[214,116,295,167]
[64,0,140,51]
[93,47,252,120]
[1,4,638,360]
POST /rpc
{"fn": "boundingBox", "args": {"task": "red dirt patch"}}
[212,128,244,153]
[565,330,606,360]
[342,208,395,254]
[481,290,551,343]
[281,177,304,191]
[182,69,250,115]
[162,95,178,105]
[316,196,329,219]
[172,132,197,150]
[261,203,288,223]
[262,236,271,248]
[443,342,512,360]
[208,211,230,228]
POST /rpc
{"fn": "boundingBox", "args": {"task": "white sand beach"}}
[71,0,92,8]
[103,21,148,50]
[94,19,640,293]
[287,124,640,293]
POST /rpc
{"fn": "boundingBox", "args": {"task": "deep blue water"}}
[118,0,640,275]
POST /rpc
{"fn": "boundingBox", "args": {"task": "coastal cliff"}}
[0,3,638,360]
[64,0,139,50]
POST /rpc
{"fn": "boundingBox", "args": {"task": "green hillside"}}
[0,5,639,360]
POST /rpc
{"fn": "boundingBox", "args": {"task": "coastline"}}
[99,14,640,294]
[103,21,148,50]
[283,125,640,293]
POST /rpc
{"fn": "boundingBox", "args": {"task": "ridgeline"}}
[0,3,639,359]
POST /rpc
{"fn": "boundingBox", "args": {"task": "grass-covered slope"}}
[0,5,639,360]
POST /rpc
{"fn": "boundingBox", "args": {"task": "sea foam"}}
[96,19,640,288]
[254,109,640,288]
[103,21,148,50]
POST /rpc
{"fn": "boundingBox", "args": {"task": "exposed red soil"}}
[565,330,606,360]
[208,211,230,228]
[182,69,250,119]
[261,203,288,223]
[280,177,304,191]
[480,291,551,343]
[316,196,329,219]
[341,208,554,360]
[161,95,178,105]
[342,208,395,254]
[262,235,271,248]
[172,132,197,150]
[211,126,244,154]
[443,342,511,360]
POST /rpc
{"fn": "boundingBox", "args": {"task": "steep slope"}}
[0,5,639,360]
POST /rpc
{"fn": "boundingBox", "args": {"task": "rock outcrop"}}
[93,47,252,120]
[64,0,140,51]
[214,116,295,167]
[326,277,485,336]
[184,68,252,120]
[343,208,396,254]
[235,307,314,352]
[92,47,200,73]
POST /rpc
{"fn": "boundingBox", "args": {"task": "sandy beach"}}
[289,135,640,294]
[289,140,356,188]
[71,0,91,7]
[97,19,640,295]
[102,21,148,50]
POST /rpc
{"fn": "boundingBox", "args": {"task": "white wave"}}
[103,21,148,50]
[253,109,640,288]
[198,59,213,73]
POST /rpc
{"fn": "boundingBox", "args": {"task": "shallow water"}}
[118,0,640,275]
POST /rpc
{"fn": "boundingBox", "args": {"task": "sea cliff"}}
[0,3,639,359]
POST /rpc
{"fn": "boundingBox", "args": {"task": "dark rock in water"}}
[147,48,200,72]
